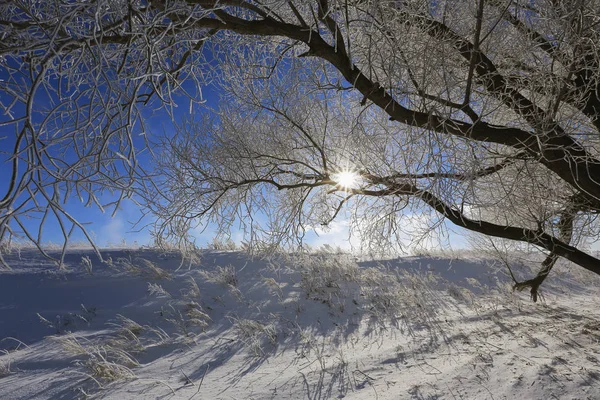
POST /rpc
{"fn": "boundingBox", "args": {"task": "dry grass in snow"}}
[0,246,599,399]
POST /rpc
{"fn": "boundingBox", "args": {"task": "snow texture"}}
[1,247,600,399]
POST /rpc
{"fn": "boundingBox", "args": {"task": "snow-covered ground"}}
[1,247,600,399]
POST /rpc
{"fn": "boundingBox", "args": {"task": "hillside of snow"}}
[1,247,600,399]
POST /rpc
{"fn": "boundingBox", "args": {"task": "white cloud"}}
[96,203,152,247]
[305,219,362,251]
[99,217,126,246]
[308,212,464,255]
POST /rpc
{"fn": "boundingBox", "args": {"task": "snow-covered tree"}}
[2,1,600,299]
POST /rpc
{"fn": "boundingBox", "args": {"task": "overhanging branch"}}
[210,173,600,277]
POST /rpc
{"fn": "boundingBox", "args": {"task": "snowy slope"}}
[1,248,599,399]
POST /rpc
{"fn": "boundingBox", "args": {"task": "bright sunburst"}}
[332,170,359,189]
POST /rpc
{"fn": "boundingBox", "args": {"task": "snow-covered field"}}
[1,247,600,399]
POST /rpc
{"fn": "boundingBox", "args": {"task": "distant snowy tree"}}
[2,1,600,299]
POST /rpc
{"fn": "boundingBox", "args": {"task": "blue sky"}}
[0,49,475,253]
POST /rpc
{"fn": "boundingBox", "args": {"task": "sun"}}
[332,170,359,189]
